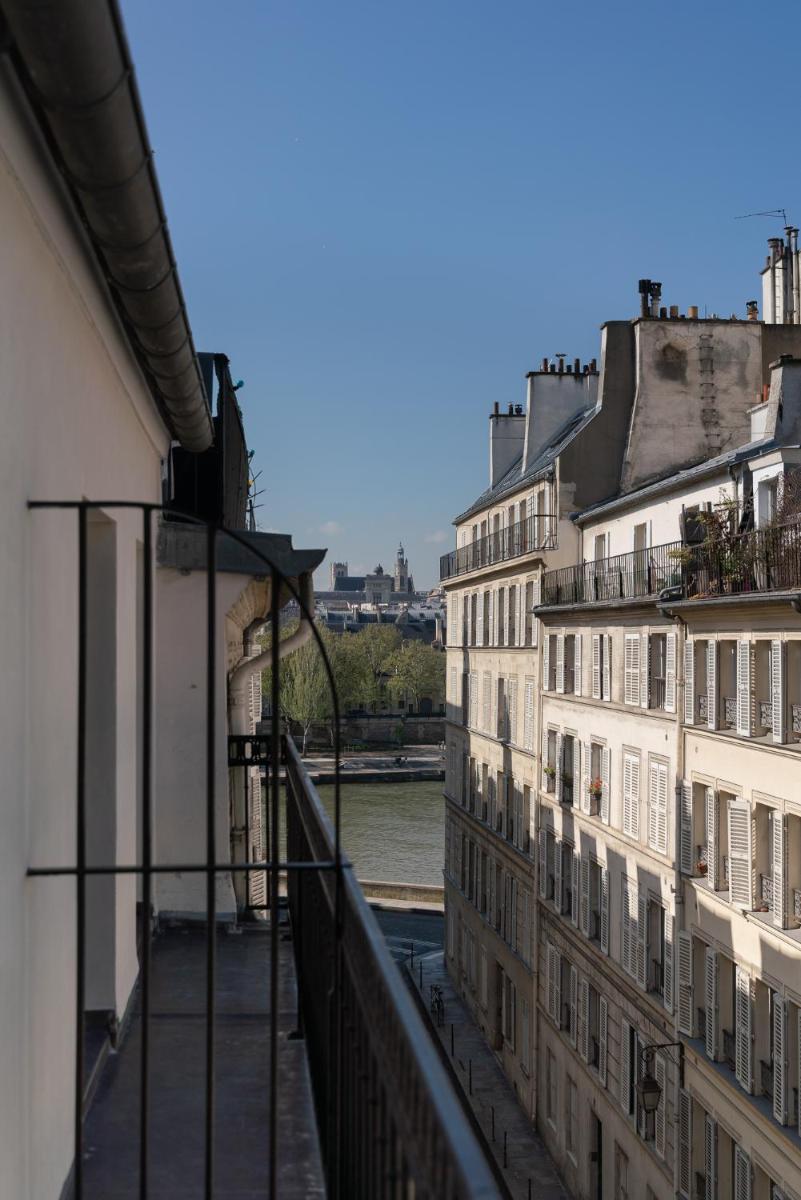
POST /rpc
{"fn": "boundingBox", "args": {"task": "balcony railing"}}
[681,520,801,597]
[440,514,557,580]
[540,541,683,606]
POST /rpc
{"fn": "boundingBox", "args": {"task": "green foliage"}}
[385,639,445,710]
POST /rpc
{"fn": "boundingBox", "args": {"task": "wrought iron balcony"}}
[540,541,683,606]
[680,520,801,598]
[440,514,556,580]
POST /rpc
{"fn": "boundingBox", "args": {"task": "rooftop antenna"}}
[735,208,789,226]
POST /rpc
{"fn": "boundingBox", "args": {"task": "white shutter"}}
[489,855,496,920]
[641,631,650,710]
[476,593,484,646]
[678,1088,692,1199]
[636,893,647,988]
[581,741,591,814]
[705,788,719,891]
[663,914,674,1012]
[677,931,693,1036]
[734,1146,752,1200]
[600,866,609,954]
[556,634,565,693]
[649,760,668,855]
[508,677,517,744]
[555,732,563,804]
[648,761,659,850]
[620,1018,631,1112]
[622,881,632,975]
[623,753,640,840]
[704,1114,717,1200]
[665,630,677,712]
[680,780,693,874]
[773,811,787,929]
[654,1054,666,1158]
[546,945,556,1022]
[624,634,640,705]
[554,838,563,912]
[705,947,718,1059]
[553,948,562,1027]
[728,797,752,909]
[569,964,578,1046]
[515,586,522,647]
[736,640,751,736]
[538,830,547,899]
[524,679,534,751]
[482,671,491,732]
[774,995,787,1124]
[579,978,590,1061]
[487,590,494,646]
[543,634,550,691]
[580,856,590,935]
[571,852,579,926]
[735,966,753,1092]
[772,639,786,743]
[602,634,611,701]
[600,746,610,825]
[592,633,601,698]
[574,634,582,697]
[707,640,718,730]
[684,639,695,724]
[598,997,608,1086]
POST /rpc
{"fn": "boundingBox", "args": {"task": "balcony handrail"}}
[540,539,684,606]
[285,738,499,1199]
[440,513,557,580]
[679,518,801,598]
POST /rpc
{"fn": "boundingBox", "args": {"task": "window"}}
[524,580,534,646]
[496,677,507,740]
[502,973,516,1048]
[509,584,517,646]
[566,1077,577,1158]
[482,591,490,646]
[561,734,576,806]
[539,829,556,902]
[546,1049,557,1124]
[614,1142,629,1200]
[564,633,575,693]
[594,533,608,562]
[621,879,646,985]
[592,632,612,701]
[521,998,530,1073]
[546,633,557,690]
[649,632,667,709]
[544,728,557,792]
[497,586,506,646]
[523,678,535,750]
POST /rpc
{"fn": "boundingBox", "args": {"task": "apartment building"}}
[444,260,801,1200]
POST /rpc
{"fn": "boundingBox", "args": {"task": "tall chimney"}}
[638,279,651,319]
[650,282,662,317]
[746,300,759,321]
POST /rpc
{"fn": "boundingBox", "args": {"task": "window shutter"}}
[704,1114,717,1200]
[602,634,611,700]
[706,640,718,730]
[663,914,674,1012]
[581,741,591,814]
[684,639,695,724]
[636,893,647,988]
[487,590,494,645]
[665,630,677,712]
[538,830,547,899]
[546,945,555,1022]
[569,964,578,1046]
[592,634,601,699]
[680,780,693,874]
[623,753,640,840]
[620,1018,632,1112]
[728,797,752,909]
[734,1146,752,1200]
[704,947,718,1059]
[556,634,565,693]
[482,671,491,732]
[736,640,752,737]
[579,979,590,1061]
[735,966,753,1092]
[773,811,787,929]
[515,585,522,647]
[705,787,719,890]
[508,677,517,745]
[555,732,563,804]
[678,1088,692,1199]
[798,1006,801,1138]
[641,631,650,709]
[774,995,787,1124]
[580,856,590,936]
[524,679,534,751]
[677,931,693,1036]
[772,639,786,743]
[600,866,609,953]
[476,594,484,646]
[541,726,548,790]
[553,948,562,1027]
[624,633,640,705]
[598,997,608,1086]
[574,633,582,696]
[650,761,668,854]
[654,1054,666,1158]
[543,634,550,691]
[601,746,610,825]
[648,762,659,850]
[554,838,562,912]
[532,576,540,646]
[571,852,579,926]
[622,881,632,975]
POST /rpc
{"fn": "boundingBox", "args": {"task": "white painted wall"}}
[581,474,735,559]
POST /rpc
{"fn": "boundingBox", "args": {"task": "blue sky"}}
[122,0,801,588]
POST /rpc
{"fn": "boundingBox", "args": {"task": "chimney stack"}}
[746,300,759,321]
[687,305,699,319]
[638,279,651,319]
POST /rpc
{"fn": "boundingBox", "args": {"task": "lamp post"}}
[636,1041,684,1118]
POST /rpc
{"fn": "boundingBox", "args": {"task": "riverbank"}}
[304,746,444,785]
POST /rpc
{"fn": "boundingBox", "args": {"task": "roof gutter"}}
[0,0,214,451]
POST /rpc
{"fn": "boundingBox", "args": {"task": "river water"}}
[317,780,445,885]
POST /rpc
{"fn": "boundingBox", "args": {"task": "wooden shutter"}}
[553,948,562,1027]
[598,997,608,1085]
[482,671,491,732]
[772,639,786,743]
[774,995,787,1124]
[705,787,719,890]
[624,633,640,705]
[569,964,578,1046]
[678,1088,692,1199]
[636,893,647,988]
[641,631,650,709]
[680,780,693,874]
[508,677,517,744]
[555,732,563,804]
[736,640,752,736]
[515,586,522,647]
[663,914,674,1012]
[579,978,590,1061]
[556,634,565,693]
[707,640,718,730]
[601,746,610,825]
[524,679,534,750]
[600,866,609,954]
[665,630,677,712]
[571,851,579,926]
[543,634,550,691]
[602,634,612,701]
[581,741,590,814]
[538,830,547,899]
[704,1114,717,1200]
[677,931,693,1035]
[728,797,752,908]
[592,633,601,698]
[546,945,556,1022]
[704,947,718,1059]
[554,838,563,912]
[649,760,668,854]
[773,811,787,929]
[735,966,753,1091]
[487,590,494,646]
[654,1054,666,1158]
[620,1018,632,1112]
[574,634,582,697]
[580,856,590,935]
[623,752,640,840]
[684,639,695,724]
[622,882,632,975]
[734,1146,751,1200]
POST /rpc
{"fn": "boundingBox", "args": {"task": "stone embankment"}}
[303,746,444,785]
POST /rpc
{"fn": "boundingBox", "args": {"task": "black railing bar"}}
[139,506,153,1199]
[27,860,352,876]
[74,504,88,1200]
[269,566,280,1200]
[204,522,216,1200]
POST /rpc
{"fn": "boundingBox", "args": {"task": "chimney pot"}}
[493,401,499,415]
[687,305,699,319]
[549,363,556,373]
[746,300,759,321]
[574,357,581,374]
[669,305,679,318]
[558,358,564,373]
[541,356,549,372]
[507,402,514,415]
[590,358,597,372]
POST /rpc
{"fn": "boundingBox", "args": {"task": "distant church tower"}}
[394,543,412,594]
[330,561,348,589]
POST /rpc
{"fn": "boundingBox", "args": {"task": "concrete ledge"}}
[360,879,444,906]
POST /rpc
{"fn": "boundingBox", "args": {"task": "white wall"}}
[581,474,734,559]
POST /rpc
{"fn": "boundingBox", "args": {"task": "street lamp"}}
[636,1041,684,1115]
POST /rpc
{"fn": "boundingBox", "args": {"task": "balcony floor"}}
[82,921,325,1199]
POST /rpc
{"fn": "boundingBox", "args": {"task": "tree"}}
[262,621,336,753]
[352,623,402,706]
[386,640,445,713]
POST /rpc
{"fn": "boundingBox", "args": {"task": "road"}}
[370,905,443,966]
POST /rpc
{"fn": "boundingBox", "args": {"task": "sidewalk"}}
[407,951,568,1200]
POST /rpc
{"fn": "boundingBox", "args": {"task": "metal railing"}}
[540,541,683,605]
[26,499,497,1200]
[681,520,801,597]
[440,514,556,580]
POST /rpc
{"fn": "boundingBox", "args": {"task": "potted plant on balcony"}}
[696,859,708,876]
[543,764,556,783]
[590,776,603,804]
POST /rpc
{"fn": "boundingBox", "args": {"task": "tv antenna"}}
[735,208,789,226]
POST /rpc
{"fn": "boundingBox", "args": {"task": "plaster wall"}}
[581,475,734,559]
